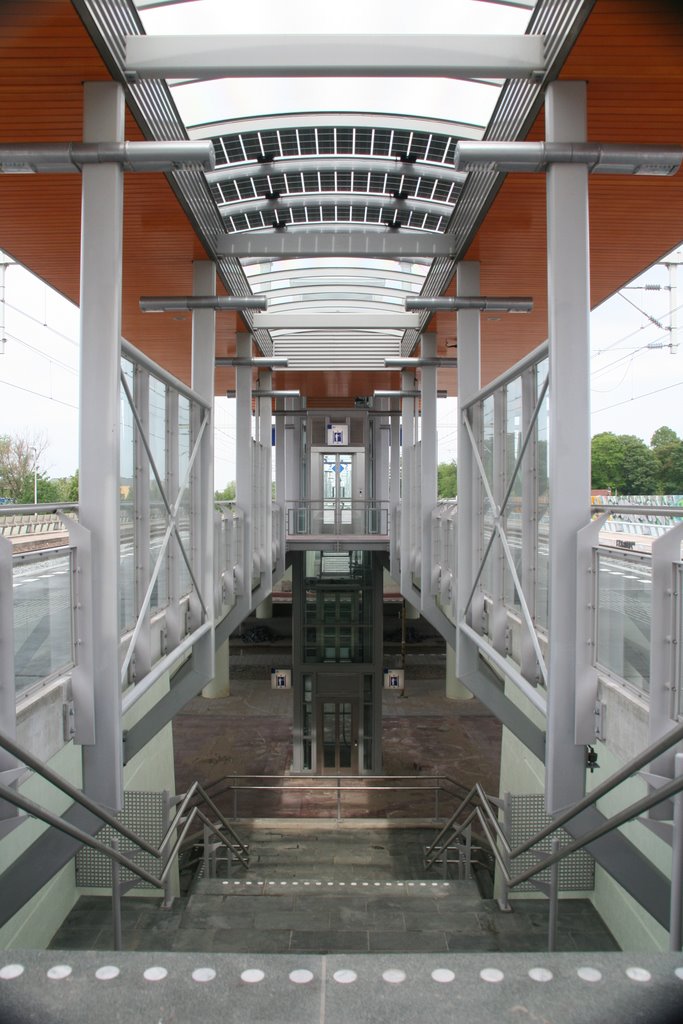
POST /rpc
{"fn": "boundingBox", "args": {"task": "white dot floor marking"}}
[0,965,25,980]
[431,969,455,984]
[47,965,72,980]
[577,967,602,983]
[192,968,216,983]
[383,969,406,984]
[290,969,314,984]
[241,969,265,984]
[528,968,553,983]
[675,967,683,981]
[95,966,120,981]
[480,968,504,984]
[143,967,167,982]
[333,969,357,984]
[626,967,651,983]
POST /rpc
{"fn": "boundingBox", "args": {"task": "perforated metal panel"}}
[508,794,594,893]
[75,791,165,890]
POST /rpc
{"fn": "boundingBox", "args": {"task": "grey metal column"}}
[400,369,416,600]
[235,333,253,616]
[79,81,125,811]
[191,260,216,692]
[258,369,273,591]
[274,397,286,581]
[455,261,481,687]
[647,522,683,785]
[545,81,591,813]
[390,401,401,577]
[420,334,438,614]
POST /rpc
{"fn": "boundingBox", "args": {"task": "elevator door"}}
[317,699,358,774]
[322,453,353,531]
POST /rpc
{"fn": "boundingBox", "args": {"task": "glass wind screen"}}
[595,551,651,694]
[13,551,74,694]
[120,359,136,633]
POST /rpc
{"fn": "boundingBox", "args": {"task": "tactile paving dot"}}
[192,968,216,983]
[47,965,72,980]
[95,966,120,981]
[675,967,683,981]
[480,968,504,983]
[528,968,553,983]
[626,967,651,983]
[143,967,167,982]
[577,967,602,983]
[333,969,357,984]
[0,965,24,980]
[289,969,314,984]
[431,968,455,984]
[382,969,406,984]
[241,969,265,983]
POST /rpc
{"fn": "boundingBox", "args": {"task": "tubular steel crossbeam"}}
[207,155,467,187]
[119,370,209,686]
[125,34,546,81]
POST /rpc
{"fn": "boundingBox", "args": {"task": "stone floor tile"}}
[368,929,448,952]
[289,930,369,952]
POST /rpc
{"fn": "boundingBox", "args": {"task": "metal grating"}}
[508,794,595,893]
[75,791,165,891]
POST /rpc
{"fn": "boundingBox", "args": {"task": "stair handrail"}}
[426,718,683,896]
[0,728,249,884]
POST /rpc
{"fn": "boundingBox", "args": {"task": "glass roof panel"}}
[133,0,538,364]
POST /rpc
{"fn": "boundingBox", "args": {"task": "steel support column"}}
[235,333,253,616]
[455,261,481,687]
[420,333,438,613]
[390,403,401,578]
[545,81,591,813]
[191,260,216,695]
[400,369,417,602]
[79,81,125,811]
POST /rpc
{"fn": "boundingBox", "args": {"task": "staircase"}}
[50,824,619,956]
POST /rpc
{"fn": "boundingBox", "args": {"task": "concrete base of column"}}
[446,643,473,701]
[202,637,230,698]
[405,601,420,620]
[256,596,273,619]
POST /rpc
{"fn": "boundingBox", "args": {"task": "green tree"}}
[0,431,48,503]
[591,432,623,491]
[651,425,679,450]
[437,461,458,499]
[215,481,236,501]
[619,435,658,494]
[653,439,683,493]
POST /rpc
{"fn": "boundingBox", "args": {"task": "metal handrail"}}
[0,729,249,887]
[426,719,683,895]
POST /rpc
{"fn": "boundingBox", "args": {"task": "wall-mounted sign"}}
[271,668,292,690]
[327,423,348,446]
[383,668,405,690]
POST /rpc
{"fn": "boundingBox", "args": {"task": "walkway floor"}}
[49,636,618,955]
[50,828,619,955]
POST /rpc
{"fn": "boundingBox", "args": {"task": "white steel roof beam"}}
[218,192,455,220]
[125,34,546,80]
[216,230,455,258]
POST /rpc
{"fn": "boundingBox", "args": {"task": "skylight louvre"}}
[257,130,265,158]
[276,130,284,159]
[407,131,414,158]
[296,128,301,156]
[218,136,230,165]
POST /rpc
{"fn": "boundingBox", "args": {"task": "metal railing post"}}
[161,790,174,909]
[233,779,238,821]
[434,780,439,822]
[203,823,211,879]
[499,792,512,911]
[670,752,683,952]
[547,837,561,952]
[111,838,123,952]
[336,776,341,822]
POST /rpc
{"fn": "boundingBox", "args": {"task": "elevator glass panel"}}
[320,701,356,772]
[323,453,353,530]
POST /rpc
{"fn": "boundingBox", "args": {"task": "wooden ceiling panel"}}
[0,0,681,403]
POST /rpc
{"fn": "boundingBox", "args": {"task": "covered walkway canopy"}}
[0,0,682,402]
